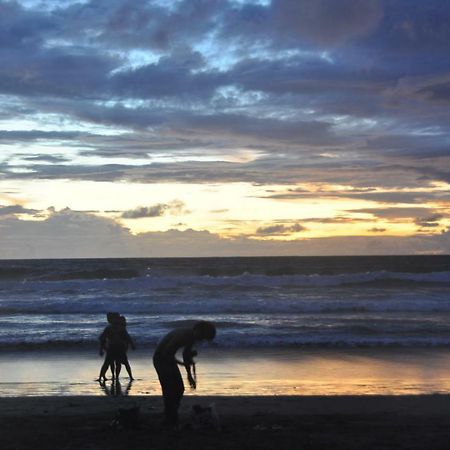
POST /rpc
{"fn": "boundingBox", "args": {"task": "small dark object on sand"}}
[111,406,140,430]
[188,403,221,432]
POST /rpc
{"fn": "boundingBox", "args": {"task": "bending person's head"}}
[106,312,120,324]
[193,321,216,341]
[119,315,127,326]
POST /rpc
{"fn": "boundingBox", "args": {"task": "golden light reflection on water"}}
[0,349,449,397]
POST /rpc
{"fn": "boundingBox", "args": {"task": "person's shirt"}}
[99,324,112,348]
[154,328,195,359]
[100,324,129,349]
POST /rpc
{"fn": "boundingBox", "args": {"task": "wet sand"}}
[0,395,449,450]
[1,348,449,448]
[1,347,450,396]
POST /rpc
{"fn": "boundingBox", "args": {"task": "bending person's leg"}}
[159,362,184,427]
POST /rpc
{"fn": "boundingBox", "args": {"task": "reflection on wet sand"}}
[0,348,449,397]
[99,379,134,396]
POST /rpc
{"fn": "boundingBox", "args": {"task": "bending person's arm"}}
[182,346,197,389]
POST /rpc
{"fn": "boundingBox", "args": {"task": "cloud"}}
[301,216,372,224]
[0,204,39,216]
[270,0,383,46]
[348,207,440,220]
[121,200,187,219]
[96,0,224,51]
[3,155,450,191]
[0,0,450,257]
[263,187,450,204]
[113,50,225,99]
[211,209,229,213]
[220,0,383,49]
[0,3,446,156]
[21,154,70,163]
[169,113,339,146]
[414,213,443,228]
[0,46,115,99]
[413,75,450,105]
[0,208,133,258]
[368,227,386,232]
[256,223,307,236]
[0,1,56,49]
[0,130,83,143]
[1,209,450,258]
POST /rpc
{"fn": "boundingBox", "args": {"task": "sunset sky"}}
[1,0,450,257]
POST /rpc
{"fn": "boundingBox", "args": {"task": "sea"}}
[0,255,450,350]
[0,255,450,397]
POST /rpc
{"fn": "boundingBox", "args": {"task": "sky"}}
[0,0,450,258]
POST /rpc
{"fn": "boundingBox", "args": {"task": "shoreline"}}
[1,347,450,397]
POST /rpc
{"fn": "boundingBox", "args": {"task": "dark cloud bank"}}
[0,209,449,258]
[0,0,449,188]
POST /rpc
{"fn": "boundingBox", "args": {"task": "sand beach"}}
[0,348,449,449]
[1,395,450,450]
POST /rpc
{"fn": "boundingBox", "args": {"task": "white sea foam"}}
[0,258,449,350]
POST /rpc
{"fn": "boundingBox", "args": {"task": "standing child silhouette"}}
[97,312,120,382]
[113,315,136,380]
[97,313,135,381]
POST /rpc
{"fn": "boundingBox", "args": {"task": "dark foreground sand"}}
[1,395,449,450]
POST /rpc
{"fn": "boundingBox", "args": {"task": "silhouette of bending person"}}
[153,321,216,428]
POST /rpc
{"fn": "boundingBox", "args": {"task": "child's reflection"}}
[99,379,133,396]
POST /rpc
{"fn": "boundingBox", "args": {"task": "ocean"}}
[1,255,449,396]
[1,255,450,350]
